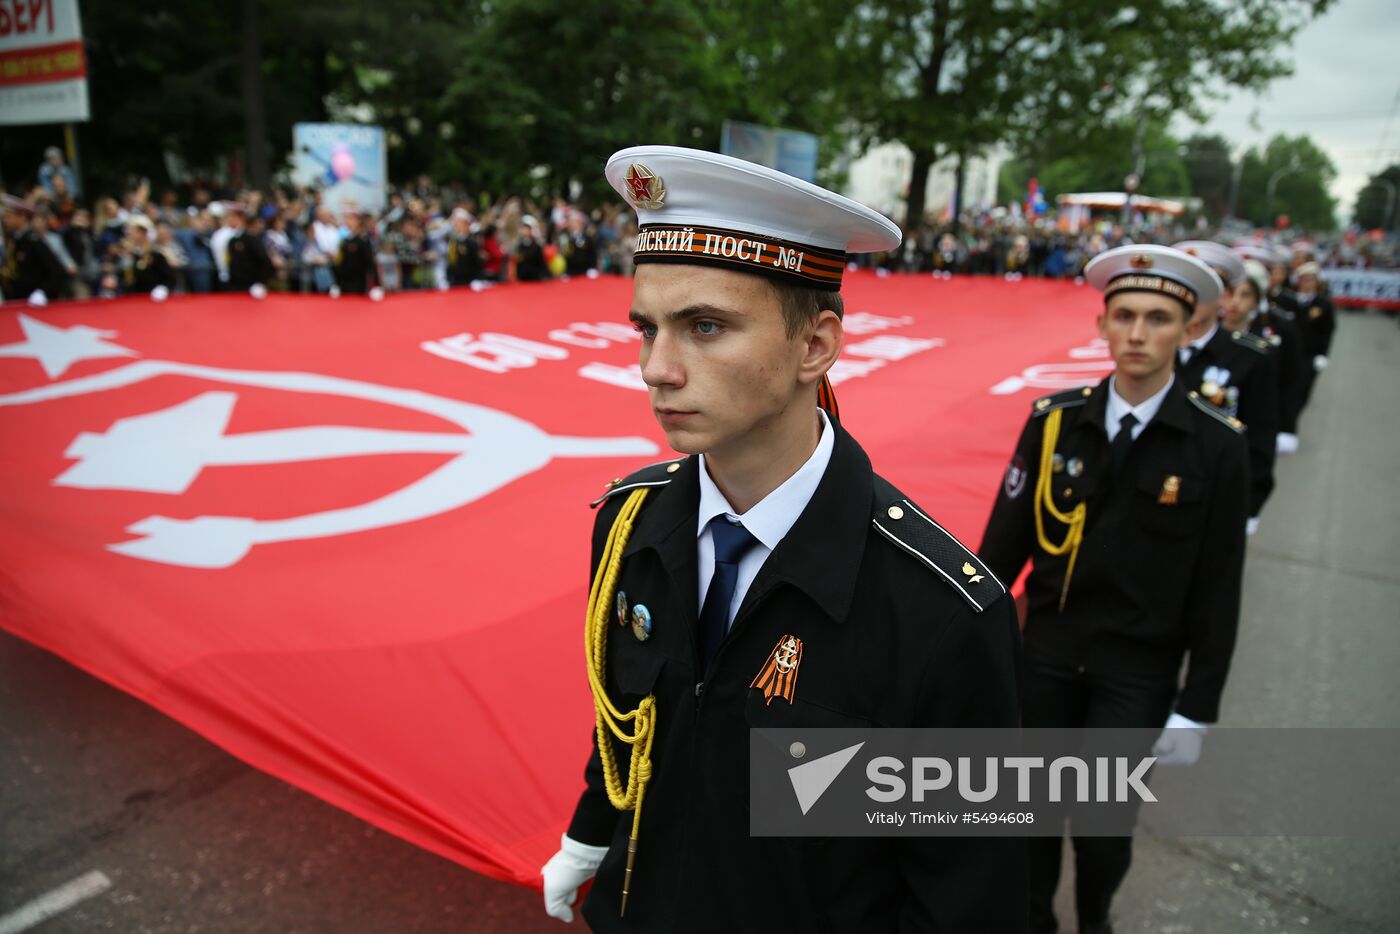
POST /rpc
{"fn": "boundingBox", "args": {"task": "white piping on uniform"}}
[873,520,981,611]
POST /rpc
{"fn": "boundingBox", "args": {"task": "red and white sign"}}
[0,274,1100,886]
[1320,267,1400,310]
[0,0,88,125]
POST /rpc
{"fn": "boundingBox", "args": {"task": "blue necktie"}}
[699,518,760,672]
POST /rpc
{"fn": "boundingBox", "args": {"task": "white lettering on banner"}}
[827,358,886,385]
[1067,338,1110,359]
[989,360,1114,396]
[578,362,648,391]
[842,312,915,335]
[548,321,640,349]
[846,336,944,361]
[421,332,569,374]
[420,309,929,392]
[1319,267,1400,309]
[548,329,609,349]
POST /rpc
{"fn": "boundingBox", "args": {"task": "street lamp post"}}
[1121,173,1140,229]
[1265,159,1302,229]
[1225,157,1246,222]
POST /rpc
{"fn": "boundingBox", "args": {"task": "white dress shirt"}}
[695,407,834,627]
[1106,374,1173,442]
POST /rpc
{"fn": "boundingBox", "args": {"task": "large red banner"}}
[0,273,1105,885]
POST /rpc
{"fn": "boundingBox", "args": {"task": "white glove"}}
[541,834,608,923]
[1313,355,1328,372]
[1276,432,1299,455]
[1245,516,1260,537]
[151,285,170,303]
[328,285,342,299]
[249,283,268,300]
[27,289,48,308]
[1151,712,1208,767]
[369,286,385,302]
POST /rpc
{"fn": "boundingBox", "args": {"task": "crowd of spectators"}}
[2,146,1394,306]
[1,150,641,304]
[875,215,1398,280]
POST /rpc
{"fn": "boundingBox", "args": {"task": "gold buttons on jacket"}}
[666,462,681,473]
[887,505,904,520]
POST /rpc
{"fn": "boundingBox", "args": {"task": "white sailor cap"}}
[1084,243,1223,311]
[605,145,901,291]
[1172,240,1245,288]
[1232,242,1283,268]
[1241,259,1269,295]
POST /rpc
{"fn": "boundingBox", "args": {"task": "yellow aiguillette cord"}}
[1033,407,1087,612]
[584,487,655,917]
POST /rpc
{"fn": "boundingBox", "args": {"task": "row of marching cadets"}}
[979,235,1336,933]
[536,143,1342,934]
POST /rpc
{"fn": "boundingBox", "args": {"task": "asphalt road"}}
[2,311,1397,933]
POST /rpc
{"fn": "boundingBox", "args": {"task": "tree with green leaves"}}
[999,120,1190,206]
[1353,165,1400,230]
[1235,134,1338,231]
[833,0,1330,228]
[1181,134,1236,222]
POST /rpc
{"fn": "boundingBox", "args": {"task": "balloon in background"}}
[548,254,567,278]
[331,144,356,182]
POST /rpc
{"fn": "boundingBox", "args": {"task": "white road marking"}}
[0,871,113,934]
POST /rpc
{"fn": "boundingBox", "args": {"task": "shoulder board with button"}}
[870,476,1006,612]
[1031,385,1093,417]
[589,457,687,508]
[1230,330,1271,355]
[1186,391,1244,433]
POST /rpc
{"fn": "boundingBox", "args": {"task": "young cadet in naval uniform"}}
[1171,240,1278,532]
[1290,260,1336,416]
[540,147,1025,932]
[980,244,1250,934]
[1229,251,1306,455]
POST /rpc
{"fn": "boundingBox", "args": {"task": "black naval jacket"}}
[124,248,174,294]
[2,228,68,300]
[1248,307,1305,434]
[226,231,274,290]
[1177,326,1277,517]
[335,234,376,293]
[1294,291,1336,359]
[568,421,1026,933]
[979,378,1249,724]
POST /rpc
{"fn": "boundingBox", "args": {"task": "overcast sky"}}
[1171,0,1400,224]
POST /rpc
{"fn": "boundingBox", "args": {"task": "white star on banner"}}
[0,314,139,379]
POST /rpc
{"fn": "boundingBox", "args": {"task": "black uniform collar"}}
[1202,324,1234,358]
[621,420,873,625]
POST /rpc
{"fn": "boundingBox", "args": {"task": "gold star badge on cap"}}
[623,163,666,210]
